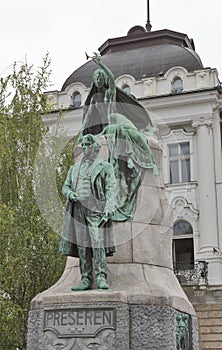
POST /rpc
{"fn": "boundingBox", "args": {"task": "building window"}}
[168,142,191,183]
[122,84,131,94]
[173,220,194,270]
[172,77,183,94]
[72,92,81,107]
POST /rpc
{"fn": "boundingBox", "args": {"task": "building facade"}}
[44,26,222,349]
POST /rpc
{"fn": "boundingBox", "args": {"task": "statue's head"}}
[81,134,101,159]
[93,69,108,88]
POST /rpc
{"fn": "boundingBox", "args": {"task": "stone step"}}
[199,318,222,326]
[200,326,222,334]
[196,311,222,319]
[201,333,222,341]
[195,305,222,312]
[195,305,222,349]
[200,342,222,349]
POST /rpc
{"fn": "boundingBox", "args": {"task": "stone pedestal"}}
[27,138,199,349]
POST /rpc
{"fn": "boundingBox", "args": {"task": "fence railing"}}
[173,261,208,285]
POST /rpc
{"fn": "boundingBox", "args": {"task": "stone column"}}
[212,110,222,252]
[192,117,218,252]
[192,116,222,284]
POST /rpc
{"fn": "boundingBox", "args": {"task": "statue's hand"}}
[69,192,79,202]
[92,52,101,64]
[103,209,113,221]
[98,209,114,227]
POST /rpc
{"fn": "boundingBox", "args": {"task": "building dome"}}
[62,28,203,91]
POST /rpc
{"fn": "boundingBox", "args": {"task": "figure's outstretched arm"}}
[92,52,115,92]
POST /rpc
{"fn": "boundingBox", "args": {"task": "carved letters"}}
[44,308,116,338]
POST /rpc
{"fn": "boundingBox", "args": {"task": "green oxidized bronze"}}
[60,53,159,290]
[176,311,189,350]
[81,53,158,221]
[60,134,116,290]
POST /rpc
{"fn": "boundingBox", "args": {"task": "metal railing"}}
[173,261,208,285]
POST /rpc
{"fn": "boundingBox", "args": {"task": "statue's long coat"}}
[59,158,116,257]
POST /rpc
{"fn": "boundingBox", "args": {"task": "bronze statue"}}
[80,53,158,221]
[60,54,158,291]
[82,52,153,135]
[60,134,116,290]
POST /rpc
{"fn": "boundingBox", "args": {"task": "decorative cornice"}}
[161,128,194,142]
[192,116,213,129]
[172,196,199,222]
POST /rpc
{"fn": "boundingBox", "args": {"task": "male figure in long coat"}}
[60,134,116,290]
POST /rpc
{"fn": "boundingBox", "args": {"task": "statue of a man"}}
[59,134,116,290]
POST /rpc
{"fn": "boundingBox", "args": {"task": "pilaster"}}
[192,116,222,284]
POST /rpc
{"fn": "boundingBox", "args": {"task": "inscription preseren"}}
[44,308,116,338]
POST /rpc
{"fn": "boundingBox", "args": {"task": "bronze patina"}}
[60,54,158,291]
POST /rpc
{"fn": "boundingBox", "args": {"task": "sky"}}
[1,0,221,91]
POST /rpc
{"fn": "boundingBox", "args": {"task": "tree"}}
[0,55,67,349]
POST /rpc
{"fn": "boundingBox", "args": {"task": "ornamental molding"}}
[212,101,219,111]
[161,128,194,143]
[144,78,156,95]
[115,74,135,87]
[165,66,188,80]
[65,82,86,94]
[172,196,199,223]
[192,116,213,129]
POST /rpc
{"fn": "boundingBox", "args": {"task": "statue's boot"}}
[96,275,109,289]
[71,277,92,291]
[93,248,109,289]
[71,246,93,291]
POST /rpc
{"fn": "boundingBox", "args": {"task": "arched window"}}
[172,77,183,94]
[172,220,194,270]
[122,84,131,94]
[72,92,81,107]
[173,220,193,235]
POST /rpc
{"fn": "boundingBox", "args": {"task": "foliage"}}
[0,55,67,349]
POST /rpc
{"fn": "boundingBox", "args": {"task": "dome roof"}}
[62,29,203,91]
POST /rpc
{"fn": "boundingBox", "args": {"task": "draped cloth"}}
[82,84,153,135]
[78,60,159,222]
[102,113,158,221]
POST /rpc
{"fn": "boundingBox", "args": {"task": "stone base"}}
[27,147,200,349]
[27,257,199,349]
[27,296,199,350]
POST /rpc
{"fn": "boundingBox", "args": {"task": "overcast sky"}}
[1,0,221,91]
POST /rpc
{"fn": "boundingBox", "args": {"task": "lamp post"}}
[146,0,152,31]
